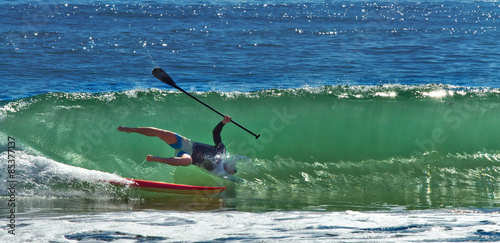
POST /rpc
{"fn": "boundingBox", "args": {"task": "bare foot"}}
[146,155,154,162]
[117,126,133,133]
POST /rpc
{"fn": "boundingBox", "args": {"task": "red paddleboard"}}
[110,178,226,195]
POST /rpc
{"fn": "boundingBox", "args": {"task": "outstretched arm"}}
[213,115,231,147]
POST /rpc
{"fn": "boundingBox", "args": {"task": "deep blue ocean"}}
[1,1,500,242]
[1,0,499,101]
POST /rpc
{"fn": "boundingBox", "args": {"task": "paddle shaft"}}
[176,85,260,139]
[153,68,260,139]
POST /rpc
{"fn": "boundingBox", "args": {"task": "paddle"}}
[152,67,261,139]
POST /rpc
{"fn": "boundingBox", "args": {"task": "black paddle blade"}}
[152,68,177,87]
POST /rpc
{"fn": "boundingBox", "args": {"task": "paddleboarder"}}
[117,115,237,175]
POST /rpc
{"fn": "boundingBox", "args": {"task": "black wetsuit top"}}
[191,122,226,171]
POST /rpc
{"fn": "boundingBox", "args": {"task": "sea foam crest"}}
[1,84,499,113]
[0,150,129,197]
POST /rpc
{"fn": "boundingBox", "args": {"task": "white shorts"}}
[168,134,194,157]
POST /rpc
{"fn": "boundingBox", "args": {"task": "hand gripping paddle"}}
[152,68,260,139]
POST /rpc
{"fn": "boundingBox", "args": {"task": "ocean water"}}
[1,0,500,241]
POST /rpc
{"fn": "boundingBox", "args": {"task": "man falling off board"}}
[117,115,237,177]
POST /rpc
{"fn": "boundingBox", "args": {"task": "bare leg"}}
[117,126,177,144]
[146,154,192,166]
[117,126,192,166]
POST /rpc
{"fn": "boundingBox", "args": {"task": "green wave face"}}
[1,85,500,210]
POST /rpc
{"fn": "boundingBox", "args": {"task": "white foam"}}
[0,98,32,121]
[0,151,128,196]
[7,209,500,242]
